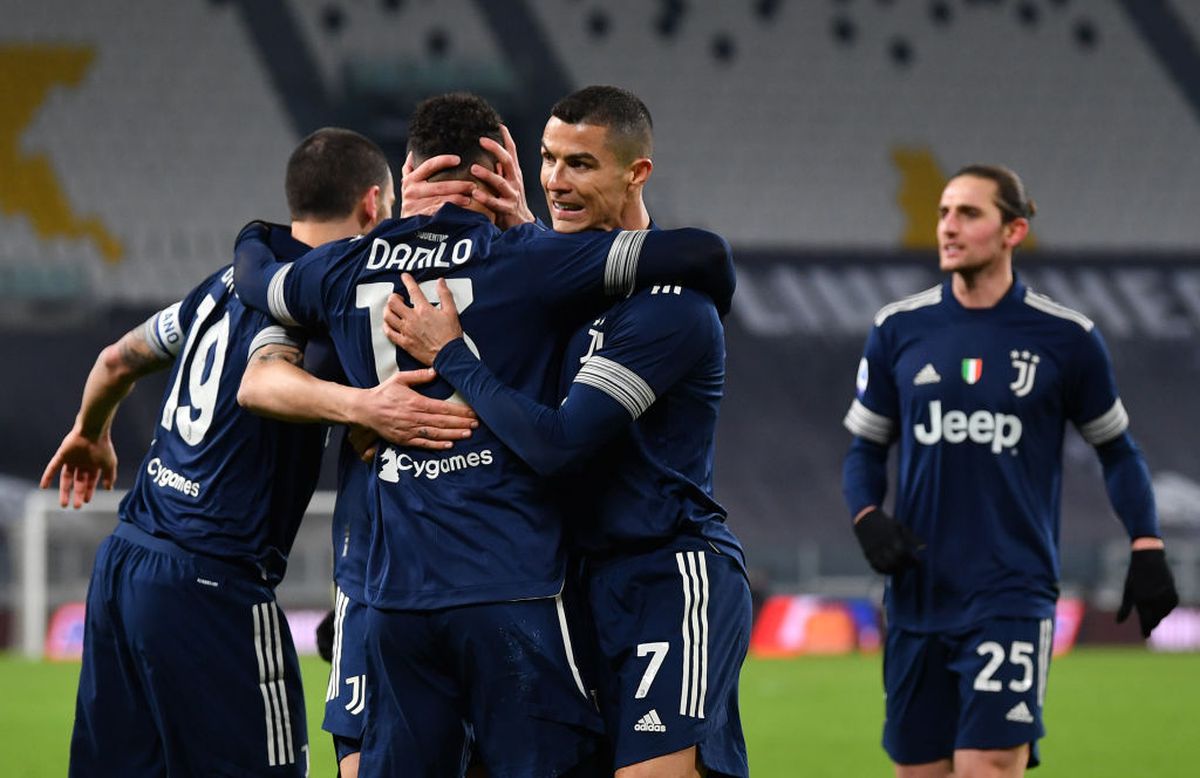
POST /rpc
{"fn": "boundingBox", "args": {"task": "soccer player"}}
[390,85,752,778]
[40,126,455,776]
[230,92,736,777]
[840,164,1179,777]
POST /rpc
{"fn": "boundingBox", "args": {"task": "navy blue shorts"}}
[71,522,307,777]
[883,617,1055,766]
[361,595,605,778]
[323,585,368,759]
[588,543,752,777]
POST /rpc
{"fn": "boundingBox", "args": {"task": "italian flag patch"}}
[962,358,983,384]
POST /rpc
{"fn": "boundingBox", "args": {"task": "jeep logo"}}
[913,400,1022,453]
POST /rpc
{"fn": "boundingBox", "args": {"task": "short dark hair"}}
[406,92,504,179]
[286,128,390,221]
[550,85,653,162]
[951,164,1037,223]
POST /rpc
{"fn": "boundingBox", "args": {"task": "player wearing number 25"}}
[841,165,1178,777]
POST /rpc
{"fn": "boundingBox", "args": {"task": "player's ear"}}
[1003,217,1030,249]
[628,157,653,187]
[359,184,382,228]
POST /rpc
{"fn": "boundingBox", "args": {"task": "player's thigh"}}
[361,605,472,778]
[949,617,1052,760]
[445,596,607,778]
[121,546,309,776]
[882,628,958,766]
[590,545,752,777]
[70,536,163,776]
[324,587,369,749]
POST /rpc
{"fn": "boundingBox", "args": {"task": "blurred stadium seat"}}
[1,0,1197,648]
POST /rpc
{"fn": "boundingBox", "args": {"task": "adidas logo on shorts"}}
[1005,701,1035,724]
[634,709,667,733]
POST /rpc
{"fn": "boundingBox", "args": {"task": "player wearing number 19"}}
[841,164,1179,777]
[39,128,405,776]
[232,92,736,777]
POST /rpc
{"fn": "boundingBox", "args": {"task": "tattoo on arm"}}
[251,344,304,367]
[118,329,171,374]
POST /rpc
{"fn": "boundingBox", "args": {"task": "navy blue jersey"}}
[431,287,744,569]
[556,288,743,566]
[843,277,1129,630]
[119,232,324,584]
[299,333,371,594]
[235,206,731,609]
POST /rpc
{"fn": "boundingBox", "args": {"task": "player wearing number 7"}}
[231,92,736,776]
[39,127,463,777]
[841,164,1178,777]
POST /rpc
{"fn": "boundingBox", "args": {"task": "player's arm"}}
[603,228,737,316]
[1070,327,1177,635]
[232,222,330,330]
[840,326,921,574]
[386,276,705,475]
[40,313,177,508]
[238,340,477,451]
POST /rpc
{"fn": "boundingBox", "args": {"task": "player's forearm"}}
[1096,432,1161,541]
[76,331,170,439]
[238,357,358,425]
[842,436,890,518]
[434,339,617,475]
[635,229,736,316]
[232,223,283,317]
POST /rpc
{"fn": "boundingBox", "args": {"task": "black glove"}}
[853,509,923,575]
[234,219,275,248]
[316,608,336,663]
[1116,548,1179,638]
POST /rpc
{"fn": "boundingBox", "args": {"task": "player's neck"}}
[950,259,1013,309]
[291,218,364,249]
[620,198,652,231]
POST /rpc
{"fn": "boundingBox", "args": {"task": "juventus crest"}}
[1009,350,1040,397]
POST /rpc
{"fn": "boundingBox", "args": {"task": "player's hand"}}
[40,427,118,509]
[400,152,474,217]
[852,508,923,576]
[347,424,379,463]
[470,124,535,229]
[357,367,477,450]
[316,608,335,663]
[383,274,464,365]
[1116,548,1179,637]
[234,219,273,248]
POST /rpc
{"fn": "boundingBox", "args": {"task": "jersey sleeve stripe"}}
[247,325,301,359]
[267,264,299,327]
[843,399,896,444]
[874,285,942,326]
[604,229,650,297]
[1079,398,1129,445]
[143,301,184,358]
[1023,290,1095,331]
[574,355,656,418]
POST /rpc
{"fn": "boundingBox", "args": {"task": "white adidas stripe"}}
[266,263,299,327]
[555,594,589,700]
[676,551,710,719]
[326,588,349,703]
[253,602,295,767]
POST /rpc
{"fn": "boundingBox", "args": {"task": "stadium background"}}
[1,0,1199,774]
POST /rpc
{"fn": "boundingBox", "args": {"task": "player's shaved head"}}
[551,85,653,164]
[407,92,504,180]
[286,127,390,221]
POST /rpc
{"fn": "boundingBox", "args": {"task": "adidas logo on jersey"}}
[913,363,941,385]
[634,709,667,733]
[1005,701,1035,724]
[913,400,1023,454]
